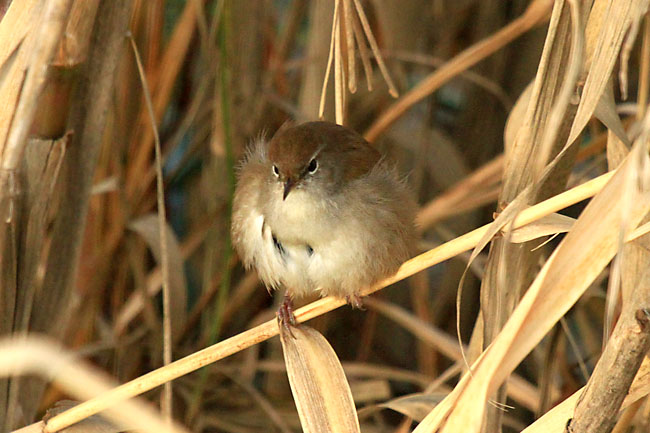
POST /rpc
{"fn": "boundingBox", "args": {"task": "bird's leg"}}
[346,293,365,310]
[277,292,297,337]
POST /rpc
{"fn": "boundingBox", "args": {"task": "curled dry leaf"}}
[280,324,360,433]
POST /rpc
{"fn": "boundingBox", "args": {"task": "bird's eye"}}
[272,165,280,177]
[307,158,318,174]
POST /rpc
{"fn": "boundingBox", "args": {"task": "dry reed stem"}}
[0,0,39,155]
[522,359,650,432]
[363,0,553,142]
[569,308,650,432]
[129,34,174,421]
[333,0,344,125]
[0,337,189,433]
[350,0,397,97]
[351,8,373,91]
[0,0,73,195]
[638,15,650,120]
[318,0,339,120]
[342,0,356,93]
[53,0,100,66]
[44,169,614,432]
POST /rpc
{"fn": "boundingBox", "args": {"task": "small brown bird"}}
[231,121,416,326]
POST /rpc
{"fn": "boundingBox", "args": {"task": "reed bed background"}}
[2,0,650,432]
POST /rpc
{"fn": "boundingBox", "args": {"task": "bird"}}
[231,121,417,329]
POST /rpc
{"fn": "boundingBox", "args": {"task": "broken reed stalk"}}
[568,260,650,433]
[42,169,615,433]
[0,0,73,195]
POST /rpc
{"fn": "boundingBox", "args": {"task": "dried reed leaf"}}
[594,81,631,146]
[369,393,447,422]
[422,139,650,433]
[503,212,575,243]
[280,325,360,433]
[567,0,644,145]
[128,214,187,336]
[503,82,533,160]
[501,0,576,200]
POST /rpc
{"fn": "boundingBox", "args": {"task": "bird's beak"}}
[283,178,295,200]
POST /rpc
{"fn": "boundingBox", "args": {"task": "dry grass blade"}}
[280,325,360,433]
[350,0,397,97]
[319,0,396,122]
[318,0,339,120]
[0,337,189,433]
[418,139,650,432]
[42,169,615,432]
[129,34,174,419]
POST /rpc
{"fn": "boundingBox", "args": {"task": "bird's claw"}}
[346,294,365,310]
[277,294,297,338]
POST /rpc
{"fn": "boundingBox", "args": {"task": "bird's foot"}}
[277,293,297,338]
[345,294,365,310]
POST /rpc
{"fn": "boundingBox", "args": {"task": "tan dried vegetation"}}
[2,0,650,432]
